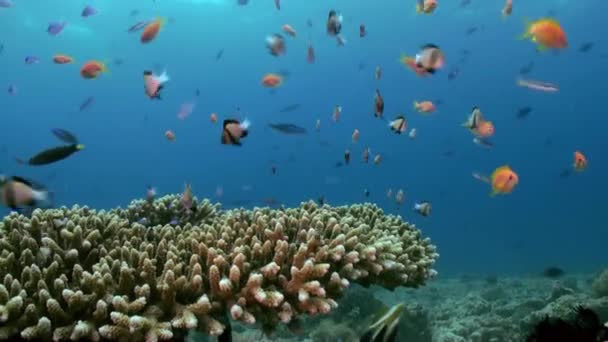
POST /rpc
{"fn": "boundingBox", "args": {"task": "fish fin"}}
[157,70,170,84]
[10,176,32,187]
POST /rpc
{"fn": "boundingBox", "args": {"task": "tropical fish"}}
[81,5,97,17]
[414,201,432,216]
[268,123,307,135]
[53,54,74,64]
[416,0,438,14]
[282,24,296,37]
[414,101,436,114]
[520,18,568,50]
[262,73,283,88]
[573,151,587,171]
[0,175,52,212]
[517,78,559,92]
[165,130,176,141]
[141,18,164,43]
[266,34,286,56]
[79,96,95,111]
[327,10,343,36]
[20,145,84,166]
[360,303,405,342]
[490,165,519,196]
[80,61,108,79]
[389,116,407,134]
[143,70,169,99]
[47,22,67,35]
[221,119,250,146]
[374,89,384,117]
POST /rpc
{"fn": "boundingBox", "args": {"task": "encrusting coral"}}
[0,196,438,341]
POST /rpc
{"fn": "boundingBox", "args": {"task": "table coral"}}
[0,197,438,341]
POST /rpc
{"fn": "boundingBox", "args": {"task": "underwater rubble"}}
[0,195,438,341]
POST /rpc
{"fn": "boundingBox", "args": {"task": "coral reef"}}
[0,197,438,341]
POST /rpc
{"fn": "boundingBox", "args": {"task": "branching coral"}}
[0,198,438,341]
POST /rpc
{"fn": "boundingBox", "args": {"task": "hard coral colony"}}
[0,195,438,341]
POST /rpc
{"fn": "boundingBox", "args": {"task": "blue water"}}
[1,0,607,276]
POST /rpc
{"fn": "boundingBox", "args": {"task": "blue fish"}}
[7,84,17,95]
[47,22,67,35]
[127,21,148,33]
[0,0,12,8]
[79,96,95,111]
[24,56,39,64]
[81,5,97,17]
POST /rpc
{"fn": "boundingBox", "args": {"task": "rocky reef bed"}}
[0,195,438,341]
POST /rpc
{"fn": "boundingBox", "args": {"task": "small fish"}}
[317,196,325,206]
[20,144,84,166]
[165,130,176,141]
[279,104,301,113]
[389,116,407,134]
[315,119,321,131]
[344,149,351,164]
[221,119,250,146]
[516,106,532,119]
[0,43,4,54]
[81,5,97,17]
[195,89,200,96]
[81,61,108,79]
[395,189,404,205]
[374,89,384,118]
[502,0,512,17]
[414,101,436,114]
[413,201,432,217]
[210,113,218,123]
[543,266,565,279]
[266,34,286,56]
[128,21,149,33]
[282,24,297,37]
[362,148,370,163]
[473,137,493,148]
[24,56,40,64]
[0,175,52,212]
[143,70,170,99]
[363,188,370,197]
[578,42,594,53]
[274,0,280,10]
[7,84,17,96]
[333,105,342,122]
[573,151,587,171]
[141,17,164,43]
[359,24,367,38]
[47,22,67,36]
[237,0,249,5]
[215,48,224,60]
[327,10,343,36]
[177,101,195,120]
[490,165,519,196]
[268,123,307,135]
[374,66,382,80]
[352,129,360,143]
[182,183,194,210]
[518,62,534,75]
[141,185,156,202]
[517,78,559,92]
[465,26,480,35]
[460,0,472,8]
[386,189,393,199]
[262,73,283,88]
[373,154,382,165]
[0,0,13,8]
[408,128,417,139]
[271,165,277,175]
[79,96,95,111]
[307,43,315,63]
[447,66,460,80]
[53,54,74,64]
[51,128,79,144]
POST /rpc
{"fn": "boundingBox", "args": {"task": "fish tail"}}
[413,101,419,110]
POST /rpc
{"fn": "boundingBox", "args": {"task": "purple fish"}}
[7,84,17,95]
[24,56,39,64]
[47,22,67,35]
[0,0,12,8]
[81,5,97,17]
[127,21,148,33]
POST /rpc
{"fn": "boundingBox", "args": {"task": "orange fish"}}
[416,0,438,14]
[502,0,513,17]
[475,120,495,138]
[490,165,518,196]
[210,113,218,123]
[80,60,107,79]
[141,17,164,43]
[462,107,494,138]
[414,101,436,113]
[521,18,568,50]
[573,151,587,171]
[282,24,296,37]
[143,70,169,99]
[53,54,74,64]
[262,73,283,88]
[165,130,176,141]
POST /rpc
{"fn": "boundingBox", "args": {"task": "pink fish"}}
[143,70,169,99]
[177,101,195,120]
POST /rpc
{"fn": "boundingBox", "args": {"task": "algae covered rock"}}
[0,199,438,341]
[592,269,608,298]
